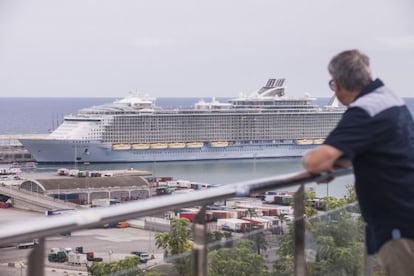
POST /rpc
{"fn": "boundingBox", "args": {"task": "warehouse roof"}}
[20,175,150,192]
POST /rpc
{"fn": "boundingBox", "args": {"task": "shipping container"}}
[217,218,251,232]
[179,212,197,222]
[117,221,129,228]
[67,252,87,265]
[212,210,231,220]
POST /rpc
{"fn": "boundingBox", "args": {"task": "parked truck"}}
[130,251,151,263]
[67,252,88,265]
[86,251,103,262]
[48,251,67,263]
[16,239,39,249]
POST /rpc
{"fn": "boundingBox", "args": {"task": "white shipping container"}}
[69,169,79,176]
[217,218,251,232]
[68,252,87,264]
[264,194,276,203]
[242,217,272,229]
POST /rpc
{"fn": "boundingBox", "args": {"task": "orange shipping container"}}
[212,210,231,220]
[117,221,129,228]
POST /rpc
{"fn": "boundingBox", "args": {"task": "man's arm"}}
[302,144,351,174]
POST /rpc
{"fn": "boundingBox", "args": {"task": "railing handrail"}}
[0,168,352,246]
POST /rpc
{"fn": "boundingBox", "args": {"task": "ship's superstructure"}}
[19,79,345,163]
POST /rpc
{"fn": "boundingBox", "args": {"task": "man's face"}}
[329,79,355,106]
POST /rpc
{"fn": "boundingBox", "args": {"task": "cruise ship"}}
[19,79,344,163]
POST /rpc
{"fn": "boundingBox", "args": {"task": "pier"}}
[0,134,47,163]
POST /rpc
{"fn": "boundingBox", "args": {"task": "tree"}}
[90,262,109,276]
[272,255,294,276]
[142,269,164,276]
[311,212,364,275]
[272,223,295,276]
[277,213,288,235]
[272,206,365,275]
[344,183,357,203]
[321,196,346,210]
[155,218,192,256]
[248,229,268,255]
[208,239,269,276]
[206,231,224,243]
[90,255,140,276]
[304,188,318,217]
[155,218,193,276]
[246,208,259,218]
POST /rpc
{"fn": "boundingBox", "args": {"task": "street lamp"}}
[15,262,24,276]
[108,249,113,263]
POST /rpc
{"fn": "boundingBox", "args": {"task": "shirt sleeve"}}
[324,107,374,160]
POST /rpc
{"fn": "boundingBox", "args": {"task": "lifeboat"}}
[168,142,186,149]
[313,138,324,145]
[210,141,229,148]
[295,139,314,145]
[112,143,131,150]
[150,143,168,149]
[186,142,204,148]
[132,143,150,150]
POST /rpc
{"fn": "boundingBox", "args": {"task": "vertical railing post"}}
[27,237,45,276]
[294,184,306,276]
[192,205,207,276]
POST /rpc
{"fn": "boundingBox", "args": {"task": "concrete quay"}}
[0,134,46,164]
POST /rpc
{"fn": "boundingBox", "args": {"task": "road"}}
[0,184,79,212]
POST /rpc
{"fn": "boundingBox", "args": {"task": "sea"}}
[1,97,414,198]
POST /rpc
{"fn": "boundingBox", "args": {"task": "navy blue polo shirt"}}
[324,79,414,254]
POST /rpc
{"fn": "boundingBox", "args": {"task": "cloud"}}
[377,35,414,51]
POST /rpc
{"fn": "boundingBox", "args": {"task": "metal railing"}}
[0,168,353,276]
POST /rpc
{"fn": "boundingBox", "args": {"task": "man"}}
[302,49,414,275]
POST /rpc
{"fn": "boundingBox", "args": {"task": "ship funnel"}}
[265,78,285,88]
[327,95,339,107]
[253,78,286,98]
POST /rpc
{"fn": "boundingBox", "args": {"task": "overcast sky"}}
[0,0,413,98]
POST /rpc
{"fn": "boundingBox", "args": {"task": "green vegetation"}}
[91,183,382,276]
[155,218,192,256]
[155,218,193,276]
[309,212,365,275]
[208,239,269,276]
[147,184,384,276]
[272,184,366,275]
[89,255,140,276]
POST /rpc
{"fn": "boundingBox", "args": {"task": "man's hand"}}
[302,145,350,184]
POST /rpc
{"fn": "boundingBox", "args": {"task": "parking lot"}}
[0,208,164,275]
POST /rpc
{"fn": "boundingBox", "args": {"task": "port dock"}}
[0,134,47,163]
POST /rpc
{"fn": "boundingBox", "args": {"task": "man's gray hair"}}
[328,49,372,91]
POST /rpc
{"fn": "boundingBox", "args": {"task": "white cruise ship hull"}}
[19,139,315,163]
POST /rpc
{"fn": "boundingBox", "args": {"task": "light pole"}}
[15,262,24,276]
[253,153,257,176]
[108,249,113,263]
